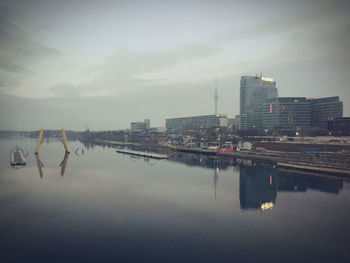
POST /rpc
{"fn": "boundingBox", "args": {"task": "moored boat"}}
[10,146,28,168]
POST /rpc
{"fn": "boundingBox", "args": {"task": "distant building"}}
[149,127,167,133]
[234,115,241,131]
[308,97,343,129]
[166,114,228,131]
[130,121,148,132]
[263,97,311,132]
[262,96,343,133]
[327,117,350,136]
[227,118,234,128]
[227,115,241,133]
[144,119,150,129]
[240,75,278,131]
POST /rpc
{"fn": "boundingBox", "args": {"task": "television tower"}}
[214,76,219,115]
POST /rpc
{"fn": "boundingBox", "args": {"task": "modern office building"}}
[308,97,343,129]
[149,127,167,133]
[327,117,350,136]
[130,121,148,132]
[166,114,228,131]
[262,97,311,131]
[240,75,278,131]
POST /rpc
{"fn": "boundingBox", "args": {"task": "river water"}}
[1,138,350,262]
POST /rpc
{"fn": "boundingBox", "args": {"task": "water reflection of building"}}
[168,153,345,210]
[170,153,233,170]
[277,171,343,194]
[239,166,344,210]
[239,166,277,210]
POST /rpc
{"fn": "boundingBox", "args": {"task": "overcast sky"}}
[0,0,349,130]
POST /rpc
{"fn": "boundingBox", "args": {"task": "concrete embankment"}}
[81,139,350,176]
[253,141,350,152]
[175,147,350,176]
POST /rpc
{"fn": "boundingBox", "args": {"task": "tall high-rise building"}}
[240,75,278,131]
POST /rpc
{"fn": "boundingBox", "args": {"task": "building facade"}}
[166,114,228,131]
[149,127,167,133]
[130,122,147,132]
[240,75,278,131]
[262,97,311,132]
[308,97,343,129]
[327,117,350,136]
[144,119,150,129]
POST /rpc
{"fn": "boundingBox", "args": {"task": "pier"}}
[95,139,139,147]
[116,149,168,159]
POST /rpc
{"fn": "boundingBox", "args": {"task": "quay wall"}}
[175,147,350,170]
[253,141,350,152]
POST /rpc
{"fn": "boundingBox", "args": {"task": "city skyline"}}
[1,0,349,130]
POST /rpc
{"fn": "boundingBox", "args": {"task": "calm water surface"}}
[1,138,350,262]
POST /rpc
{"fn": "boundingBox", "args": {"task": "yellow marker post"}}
[35,128,44,154]
[60,152,70,177]
[35,154,43,178]
[61,128,70,153]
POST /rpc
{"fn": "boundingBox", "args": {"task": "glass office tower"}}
[240,75,278,131]
[262,97,311,132]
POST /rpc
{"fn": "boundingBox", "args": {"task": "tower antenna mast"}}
[214,75,219,115]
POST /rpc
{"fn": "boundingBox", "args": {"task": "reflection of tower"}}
[214,76,219,115]
[214,167,218,200]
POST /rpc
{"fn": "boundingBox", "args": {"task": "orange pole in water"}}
[35,128,44,154]
[61,128,70,153]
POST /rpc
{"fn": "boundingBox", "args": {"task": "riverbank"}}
[175,147,350,176]
[82,139,350,177]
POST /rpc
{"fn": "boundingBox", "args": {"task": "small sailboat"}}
[10,146,28,168]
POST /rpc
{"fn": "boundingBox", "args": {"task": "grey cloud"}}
[104,44,219,74]
[1,0,349,130]
[233,22,350,115]
[49,83,82,97]
[0,17,60,88]
[0,78,224,130]
[216,0,350,42]
[80,43,219,96]
[272,22,350,67]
